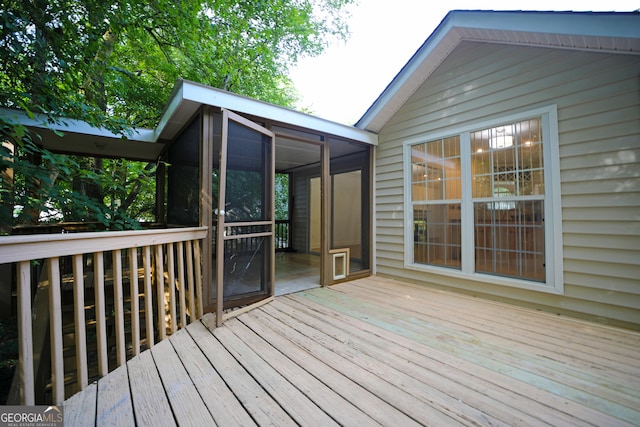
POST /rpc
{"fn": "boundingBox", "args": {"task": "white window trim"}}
[403,105,564,294]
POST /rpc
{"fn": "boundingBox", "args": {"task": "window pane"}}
[515,118,542,146]
[471,117,545,199]
[474,200,545,282]
[414,204,461,269]
[443,136,460,157]
[412,181,426,201]
[471,129,490,153]
[411,142,426,163]
[411,136,461,269]
[411,144,427,202]
[471,148,492,198]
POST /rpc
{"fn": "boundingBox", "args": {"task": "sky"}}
[290,1,639,125]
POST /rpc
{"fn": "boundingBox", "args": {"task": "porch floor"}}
[63,276,640,426]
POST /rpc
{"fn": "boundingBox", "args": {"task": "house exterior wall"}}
[375,41,640,328]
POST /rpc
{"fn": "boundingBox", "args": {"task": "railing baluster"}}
[186,241,195,322]
[72,254,88,391]
[112,250,126,366]
[167,243,177,334]
[129,247,140,356]
[48,257,64,404]
[17,261,34,405]
[143,246,154,348]
[177,241,186,328]
[155,244,166,341]
[2,227,207,404]
[94,252,108,377]
[193,239,203,319]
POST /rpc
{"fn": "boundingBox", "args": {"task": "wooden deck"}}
[63,276,640,426]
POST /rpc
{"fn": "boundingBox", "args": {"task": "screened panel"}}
[167,115,201,226]
[222,233,271,298]
[219,113,273,304]
[329,139,371,274]
[224,120,272,223]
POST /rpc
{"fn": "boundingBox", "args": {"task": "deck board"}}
[63,277,640,426]
[239,309,415,426]
[96,364,134,427]
[211,321,340,426]
[190,319,296,427]
[171,327,257,427]
[282,293,577,427]
[224,317,379,426]
[64,382,97,426]
[322,280,640,409]
[150,338,216,426]
[128,349,175,426]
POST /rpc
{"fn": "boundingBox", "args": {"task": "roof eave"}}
[0,107,162,161]
[157,80,378,145]
[356,10,640,133]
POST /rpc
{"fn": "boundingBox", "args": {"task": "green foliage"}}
[275,173,289,220]
[0,122,149,229]
[0,0,353,228]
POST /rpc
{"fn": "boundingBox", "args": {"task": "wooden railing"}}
[275,219,291,250]
[0,226,208,405]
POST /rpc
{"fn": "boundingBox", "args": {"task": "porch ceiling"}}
[275,135,321,172]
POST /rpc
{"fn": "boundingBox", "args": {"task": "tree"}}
[0,0,353,229]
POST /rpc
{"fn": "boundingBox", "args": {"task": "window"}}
[411,136,462,269]
[404,106,563,293]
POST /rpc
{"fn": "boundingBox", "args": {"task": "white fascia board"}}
[451,10,640,39]
[1,107,156,142]
[167,80,377,145]
[154,82,185,141]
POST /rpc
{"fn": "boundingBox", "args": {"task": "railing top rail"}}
[0,226,208,264]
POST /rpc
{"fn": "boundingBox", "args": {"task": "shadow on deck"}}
[64,276,640,426]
